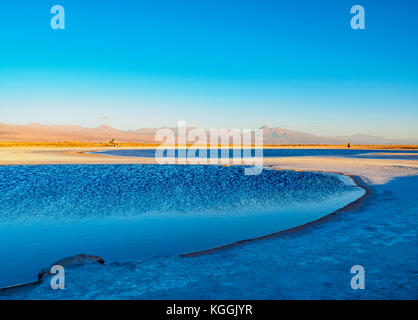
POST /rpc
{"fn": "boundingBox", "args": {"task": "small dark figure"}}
[347,142,351,148]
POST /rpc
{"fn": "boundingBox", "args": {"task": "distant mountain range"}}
[0,123,417,145]
[260,126,418,145]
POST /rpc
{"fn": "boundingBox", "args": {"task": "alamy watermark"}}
[49,5,365,31]
[154,121,264,175]
[50,5,65,30]
[50,265,65,290]
[351,5,365,30]
[350,265,365,290]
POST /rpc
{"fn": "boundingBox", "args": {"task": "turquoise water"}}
[0,165,363,288]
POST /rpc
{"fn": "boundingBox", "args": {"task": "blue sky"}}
[0,0,417,138]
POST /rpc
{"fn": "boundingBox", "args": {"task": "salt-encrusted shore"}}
[0,147,158,165]
[1,147,417,299]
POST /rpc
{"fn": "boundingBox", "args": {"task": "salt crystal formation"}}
[0,165,356,222]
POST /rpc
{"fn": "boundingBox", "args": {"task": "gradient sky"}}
[0,0,417,139]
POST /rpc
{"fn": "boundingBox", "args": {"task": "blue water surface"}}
[0,165,363,288]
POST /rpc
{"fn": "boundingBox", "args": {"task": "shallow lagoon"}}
[0,165,363,288]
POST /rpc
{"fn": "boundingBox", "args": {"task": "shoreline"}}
[181,174,369,257]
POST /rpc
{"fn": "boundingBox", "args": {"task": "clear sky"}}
[0,0,417,139]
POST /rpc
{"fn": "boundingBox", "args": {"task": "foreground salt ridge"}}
[1,153,417,299]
